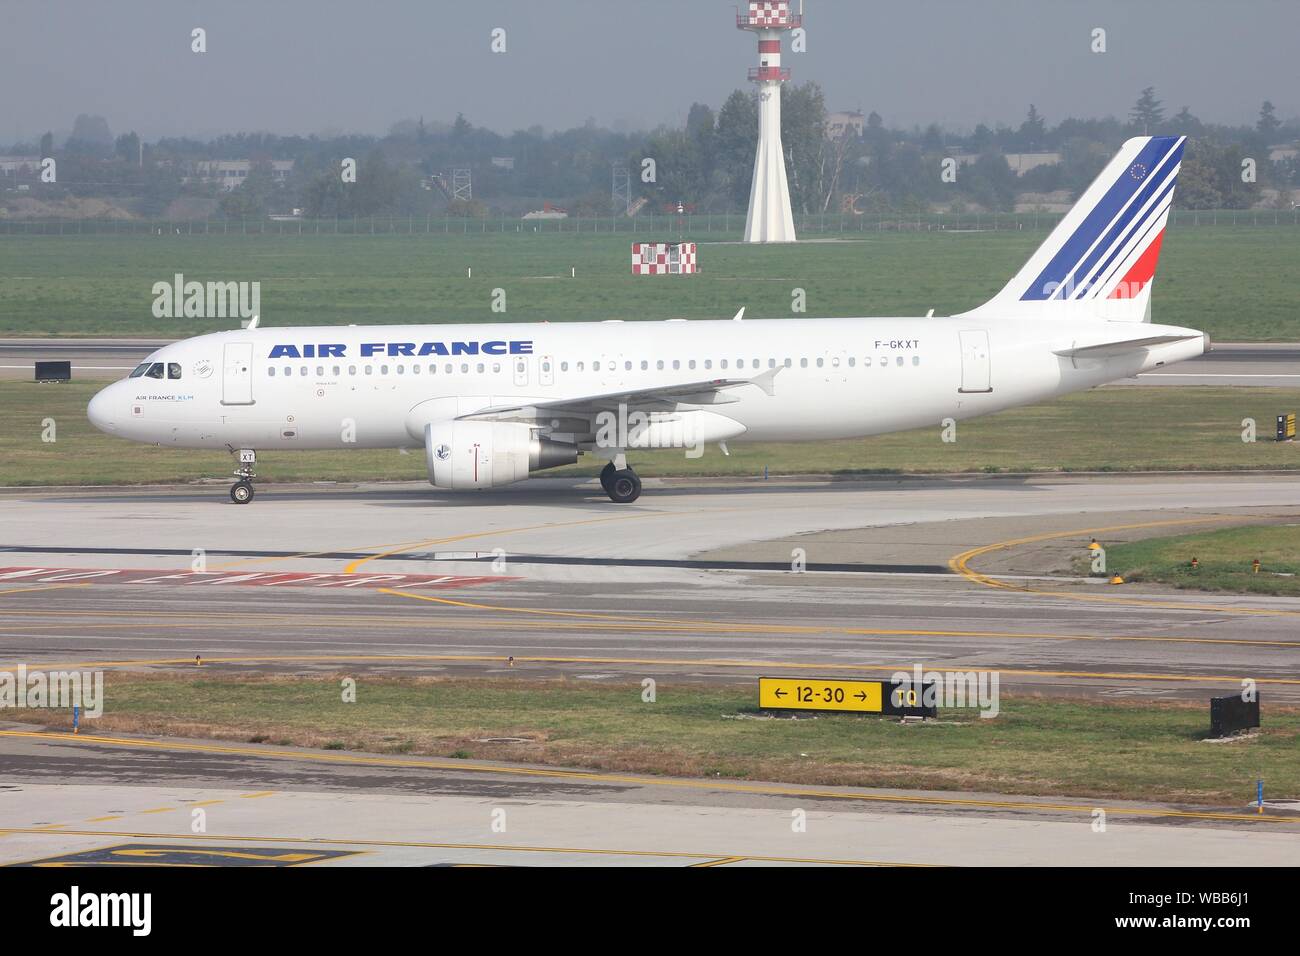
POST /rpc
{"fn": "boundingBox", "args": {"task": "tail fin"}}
[961,135,1185,323]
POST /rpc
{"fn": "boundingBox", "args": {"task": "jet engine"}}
[424,421,577,489]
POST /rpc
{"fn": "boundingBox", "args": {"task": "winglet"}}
[244,314,260,330]
[732,307,745,322]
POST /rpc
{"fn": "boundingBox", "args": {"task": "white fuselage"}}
[87,316,1205,454]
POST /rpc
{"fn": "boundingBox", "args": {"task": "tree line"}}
[6,88,1296,220]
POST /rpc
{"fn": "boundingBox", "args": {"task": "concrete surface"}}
[2,729,1296,867]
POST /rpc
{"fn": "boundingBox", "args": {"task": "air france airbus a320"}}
[89,136,1205,505]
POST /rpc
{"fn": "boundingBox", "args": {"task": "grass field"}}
[11,673,1294,805]
[1,224,1298,340]
[1096,524,1300,597]
[4,382,1297,486]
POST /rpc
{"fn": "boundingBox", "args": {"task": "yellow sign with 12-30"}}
[759,677,883,713]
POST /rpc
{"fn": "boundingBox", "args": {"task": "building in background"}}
[827,111,865,139]
[190,159,295,190]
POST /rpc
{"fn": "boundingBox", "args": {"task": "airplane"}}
[88,135,1205,505]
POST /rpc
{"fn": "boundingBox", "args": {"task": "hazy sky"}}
[2,0,1296,143]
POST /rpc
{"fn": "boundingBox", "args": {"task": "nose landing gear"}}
[230,448,257,504]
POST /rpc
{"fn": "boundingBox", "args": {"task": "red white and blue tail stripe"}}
[963,136,1185,323]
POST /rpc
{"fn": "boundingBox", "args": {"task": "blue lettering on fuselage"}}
[269,340,532,359]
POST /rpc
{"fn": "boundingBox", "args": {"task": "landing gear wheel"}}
[599,462,616,494]
[230,480,255,504]
[606,469,641,504]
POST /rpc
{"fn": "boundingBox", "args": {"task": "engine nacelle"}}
[424,421,577,489]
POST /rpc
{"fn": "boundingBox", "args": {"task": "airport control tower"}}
[737,1,799,243]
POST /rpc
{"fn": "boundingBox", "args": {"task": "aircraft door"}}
[222,342,255,405]
[958,330,992,393]
[513,354,529,387]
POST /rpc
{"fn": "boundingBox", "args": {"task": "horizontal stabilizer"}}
[1053,333,1201,359]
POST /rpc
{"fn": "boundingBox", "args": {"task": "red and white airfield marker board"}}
[631,242,698,275]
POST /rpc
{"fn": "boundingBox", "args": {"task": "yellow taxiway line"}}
[2,609,1298,648]
[949,515,1300,616]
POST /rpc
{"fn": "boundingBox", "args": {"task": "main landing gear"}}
[230,448,257,504]
[599,461,642,504]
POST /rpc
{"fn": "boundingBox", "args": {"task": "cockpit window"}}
[167,363,182,380]
[144,363,165,379]
[129,363,151,378]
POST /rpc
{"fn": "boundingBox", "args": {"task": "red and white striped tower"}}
[737,1,799,242]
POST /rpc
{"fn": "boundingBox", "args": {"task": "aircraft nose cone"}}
[87,387,116,433]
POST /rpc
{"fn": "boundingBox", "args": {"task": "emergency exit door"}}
[958,330,992,393]
[222,342,255,405]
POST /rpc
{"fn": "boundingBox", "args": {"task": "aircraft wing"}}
[456,368,781,423]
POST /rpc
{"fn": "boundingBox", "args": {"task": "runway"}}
[2,338,1297,384]
[2,474,1300,701]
